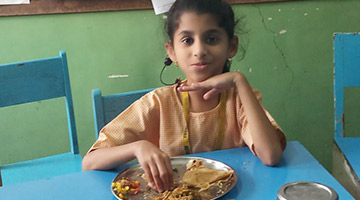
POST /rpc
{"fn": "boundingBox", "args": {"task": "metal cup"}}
[277,181,339,200]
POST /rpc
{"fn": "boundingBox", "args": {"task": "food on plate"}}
[111,177,141,199]
[150,159,234,200]
[182,160,234,192]
[152,185,201,200]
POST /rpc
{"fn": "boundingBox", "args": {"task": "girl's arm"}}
[82,140,174,192]
[178,71,283,166]
[233,72,282,166]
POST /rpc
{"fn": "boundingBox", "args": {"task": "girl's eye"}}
[207,36,218,44]
[181,37,193,44]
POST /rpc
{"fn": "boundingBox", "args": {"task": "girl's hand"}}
[134,140,174,192]
[178,71,245,100]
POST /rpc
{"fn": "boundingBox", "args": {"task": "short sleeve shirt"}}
[88,85,286,156]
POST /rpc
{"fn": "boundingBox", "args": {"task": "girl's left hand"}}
[177,71,244,100]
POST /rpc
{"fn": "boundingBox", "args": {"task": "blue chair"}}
[333,33,360,199]
[92,88,154,138]
[0,51,82,186]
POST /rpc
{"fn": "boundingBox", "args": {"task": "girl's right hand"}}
[134,140,174,192]
[178,71,245,100]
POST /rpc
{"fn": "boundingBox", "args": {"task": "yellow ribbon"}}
[182,91,226,154]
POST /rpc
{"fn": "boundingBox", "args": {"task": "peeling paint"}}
[279,30,287,34]
[278,8,282,12]
[108,74,129,78]
[248,67,252,73]
[333,142,360,198]
[304,13,308,16]
[268,17,273,21]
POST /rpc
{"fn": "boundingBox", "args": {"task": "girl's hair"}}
[165,0,237,42]
[165,0,245,73]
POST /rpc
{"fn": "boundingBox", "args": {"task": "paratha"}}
[182,160,234,192]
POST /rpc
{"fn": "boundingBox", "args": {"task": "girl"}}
[82,0,286,193]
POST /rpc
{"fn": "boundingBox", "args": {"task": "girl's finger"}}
[156,160,171,191]
[163,156,174,190]
[178,85,197,92]
[149,162,164,192]
[142,163,155,189]
[180,82,208,90]
[203,88,220,100]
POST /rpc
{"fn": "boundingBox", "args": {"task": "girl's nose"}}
[193,40,207,58]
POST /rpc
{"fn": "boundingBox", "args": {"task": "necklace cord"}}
[182,91,226,154]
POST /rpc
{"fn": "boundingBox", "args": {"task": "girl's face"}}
[166,11,238,84]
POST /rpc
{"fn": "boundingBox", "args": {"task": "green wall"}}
[1,0,359,172]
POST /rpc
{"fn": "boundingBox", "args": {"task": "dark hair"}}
[165,0,237,42]
[165,0,246,73]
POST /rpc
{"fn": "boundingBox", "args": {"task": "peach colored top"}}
[88,85,286,156]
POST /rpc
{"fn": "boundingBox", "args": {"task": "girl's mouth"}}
[191,63,208,70]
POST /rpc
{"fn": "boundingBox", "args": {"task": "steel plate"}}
[111,156,237,200]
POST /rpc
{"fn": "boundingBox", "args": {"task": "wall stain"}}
[254,5,295,117]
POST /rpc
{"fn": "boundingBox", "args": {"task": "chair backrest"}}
[333,33,360,138]
[92,88,154,138]
[0,51,79,154]
[0,169,2,187]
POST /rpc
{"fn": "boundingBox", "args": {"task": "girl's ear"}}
[165,42,177,63]
[228,36,239,58]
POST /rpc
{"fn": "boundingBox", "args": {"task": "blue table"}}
[0,141,354,200]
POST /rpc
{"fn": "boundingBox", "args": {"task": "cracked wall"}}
[230,0,360,171]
